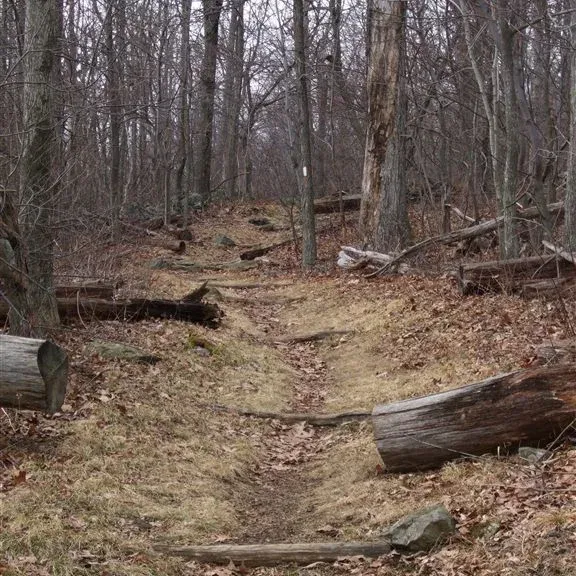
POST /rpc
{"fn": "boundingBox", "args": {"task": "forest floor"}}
[1,203,576,575]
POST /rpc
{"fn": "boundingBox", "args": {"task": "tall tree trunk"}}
[194,0,223,203]
[565,0,576,250]
[221,0,245,199]
[176,0,192,226]
[293,0,316,267]
[20,0,61,334]
[359,0,410,252]
[105,0,122,241]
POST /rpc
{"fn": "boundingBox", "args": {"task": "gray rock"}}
[87,340,160,364]
[386,504,456,553]
[518,446,551,463]
[214,234,237,247]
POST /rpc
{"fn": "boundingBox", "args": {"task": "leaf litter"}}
[0,206,575,575]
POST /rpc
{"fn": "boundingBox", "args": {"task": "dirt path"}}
[231,293,335,545]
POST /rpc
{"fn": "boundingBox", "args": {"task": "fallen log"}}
[369,201,564,276]
[55,284,115,299]
[372,365,576,473]
[542,240,576,264]
[0,298,221,326]
[314,194,362,214]
[150,258,259,272]
[154,541,391,567]
[208,403,370,426]
[521,278,576,298]
[240,238,293,260]
[338,247,411,273]
[457,255,576,295]
[272,329,352,344]
[0,335,68,413]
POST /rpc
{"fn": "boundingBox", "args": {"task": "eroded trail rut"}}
[234,292,336,544]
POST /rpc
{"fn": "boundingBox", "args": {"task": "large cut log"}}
[0,335,68,412]
[0,298,221,326]
[368,201,565,276]
[314,194,362,214]
[150,258,259,272]
[372,365,576,473]
[154,541,391,567]
[457,255,576,295]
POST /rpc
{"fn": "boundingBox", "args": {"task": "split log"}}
[0,298,221,326]
[0,335,68,413]
[314,194,362,214]
[369,201,565,276]
[154,541,391,567]
[372,365,576,473]
[182,281,210,303]
[457,255,576,295]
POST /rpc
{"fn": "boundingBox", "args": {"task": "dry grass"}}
[2,206,576,575]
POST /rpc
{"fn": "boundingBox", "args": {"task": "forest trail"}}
[2,210,576,576]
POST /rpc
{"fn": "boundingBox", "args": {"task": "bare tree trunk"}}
[20,0,61,334]
[194,0,223,203]
[566,0,576,250]
[293,0,317,267]
[221,0,245,199]
[359,0,410,252]
[176,0,192,225]
[105,0,122,242]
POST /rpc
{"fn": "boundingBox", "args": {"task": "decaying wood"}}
[369,201,564,276]
[457,255,576,295]
[372,365,576,472]
[338,246,411,273]
[314,194,362,214]
[240,238,293,260]
[542,240,576,265]
[154,540,391,566]
[521,278,576,298]
[209,403,370,426]
[535,340,576,365]
[0,298,221,326]
[272,329,352,343]
[151,258,259,272]
[444,204,476,224]
[182,281,210,302]
[55,284,115,299]
[0,335,68,413]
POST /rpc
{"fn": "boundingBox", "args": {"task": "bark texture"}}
[373,365,576,472]
[0,334,68,413]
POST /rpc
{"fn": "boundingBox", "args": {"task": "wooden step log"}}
[457,255,576,295]
[154,541,391,567]
[372,365,576,473]
[0,335,68,413]
[0,298,221,326]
